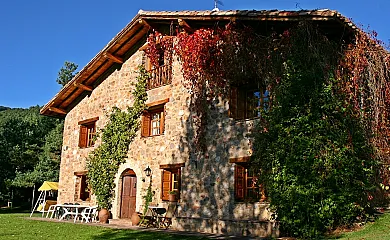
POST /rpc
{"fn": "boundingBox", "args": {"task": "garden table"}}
[58,204,90,223]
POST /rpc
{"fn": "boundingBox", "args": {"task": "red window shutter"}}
[141,112,151,137]
[229,87,237,118]
[79,125,87,148]
[161,170,171,201]
[235,165,245,201]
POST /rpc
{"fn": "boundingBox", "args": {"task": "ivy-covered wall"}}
[58,46,270,236]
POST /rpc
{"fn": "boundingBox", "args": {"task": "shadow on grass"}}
[91,228,265,240]
[92,228,209,240]
[0,207,30,214]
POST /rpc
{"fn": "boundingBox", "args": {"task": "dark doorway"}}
[120,169,137,218]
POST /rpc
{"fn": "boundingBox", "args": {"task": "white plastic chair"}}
[46,204,60,218]
[81,206,98,223]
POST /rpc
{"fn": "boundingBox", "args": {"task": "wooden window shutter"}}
[237,88,246,120]
[161,170,171,201]
[177,168,181,200]
[79,175,86,200]
[79,125,87,148]
[229,87,237,118]
[160,107,165,135]
[141,112,151,137]
[235,165,245,201]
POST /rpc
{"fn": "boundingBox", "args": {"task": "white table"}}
[58,204,90,223]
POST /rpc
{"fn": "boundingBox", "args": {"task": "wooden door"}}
[120,175,137,218]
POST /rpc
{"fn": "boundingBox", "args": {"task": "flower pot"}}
[168,193,177,202]
[131,212,141,225]
[98,208,109,223]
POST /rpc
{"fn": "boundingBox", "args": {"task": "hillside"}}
[0,106,10,112]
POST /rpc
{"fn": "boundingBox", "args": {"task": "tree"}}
[0,106,63,205]
[56,61,78,86]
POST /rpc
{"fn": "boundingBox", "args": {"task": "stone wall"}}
[58,47,275,237]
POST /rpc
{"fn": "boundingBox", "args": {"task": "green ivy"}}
[87,66,149,210]
[252,25,378,238]
[142,182,153,215]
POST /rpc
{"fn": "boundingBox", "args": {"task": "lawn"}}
[0,211,209,240]
[332,212,390,240]
[2,210,390,240]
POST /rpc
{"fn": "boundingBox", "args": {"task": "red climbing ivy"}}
[143,21,390,238]
[144,22,390,190]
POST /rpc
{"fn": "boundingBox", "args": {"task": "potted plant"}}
[168,190,177,202]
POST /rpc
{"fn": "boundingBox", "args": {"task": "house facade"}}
[41,9,357,237]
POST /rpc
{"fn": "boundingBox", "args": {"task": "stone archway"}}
[120,169,137,219]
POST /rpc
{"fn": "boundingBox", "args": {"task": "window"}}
[74,172,90,201]
[141,100,168,137]
[78,117,98,148]
[234,164,261,202]
[229,85,269,120]
[160,163,184,201]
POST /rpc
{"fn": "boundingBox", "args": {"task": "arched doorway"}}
[120,169,137,219]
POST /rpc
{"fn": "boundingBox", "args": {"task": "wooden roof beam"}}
[73,82,93,91]
[103,52,123,64]
[49,107,67,115]
[139,19,152,29]
[178,18,193,32]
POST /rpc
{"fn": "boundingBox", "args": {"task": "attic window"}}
[78,117,98,148]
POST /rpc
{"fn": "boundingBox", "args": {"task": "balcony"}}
[147,65,172,90]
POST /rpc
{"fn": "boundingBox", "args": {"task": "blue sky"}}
[0,0,388,108]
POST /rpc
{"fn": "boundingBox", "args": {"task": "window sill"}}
[146,83,171,91]
[79,146,95,149]
[235,200,269,204]
[231,117,261,122]
[162,199,180,202]
[141,134,165,138]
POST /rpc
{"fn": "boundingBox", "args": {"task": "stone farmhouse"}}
[41,9,359,237]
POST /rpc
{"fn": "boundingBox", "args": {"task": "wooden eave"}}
[41,9,359,118]
[40,13,150,117]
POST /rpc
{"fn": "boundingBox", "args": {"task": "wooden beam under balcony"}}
[103,52,124,64]
[49,107,67,115]
[73,82,93,91]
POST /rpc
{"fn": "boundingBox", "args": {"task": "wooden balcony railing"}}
[146,65,172,90]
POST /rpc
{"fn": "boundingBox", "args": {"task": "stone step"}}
[109,218,133,226]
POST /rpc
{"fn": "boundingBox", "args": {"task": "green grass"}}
[331,213,390,240]
[0,211,209,240]
[3,209,390,240]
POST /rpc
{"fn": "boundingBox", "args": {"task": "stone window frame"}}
[229,83,269,120]
[74,171,90,202]
[160,163,184,201]
[78,117,99,148]
[230,157,266,202]
[141,99,169,137]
